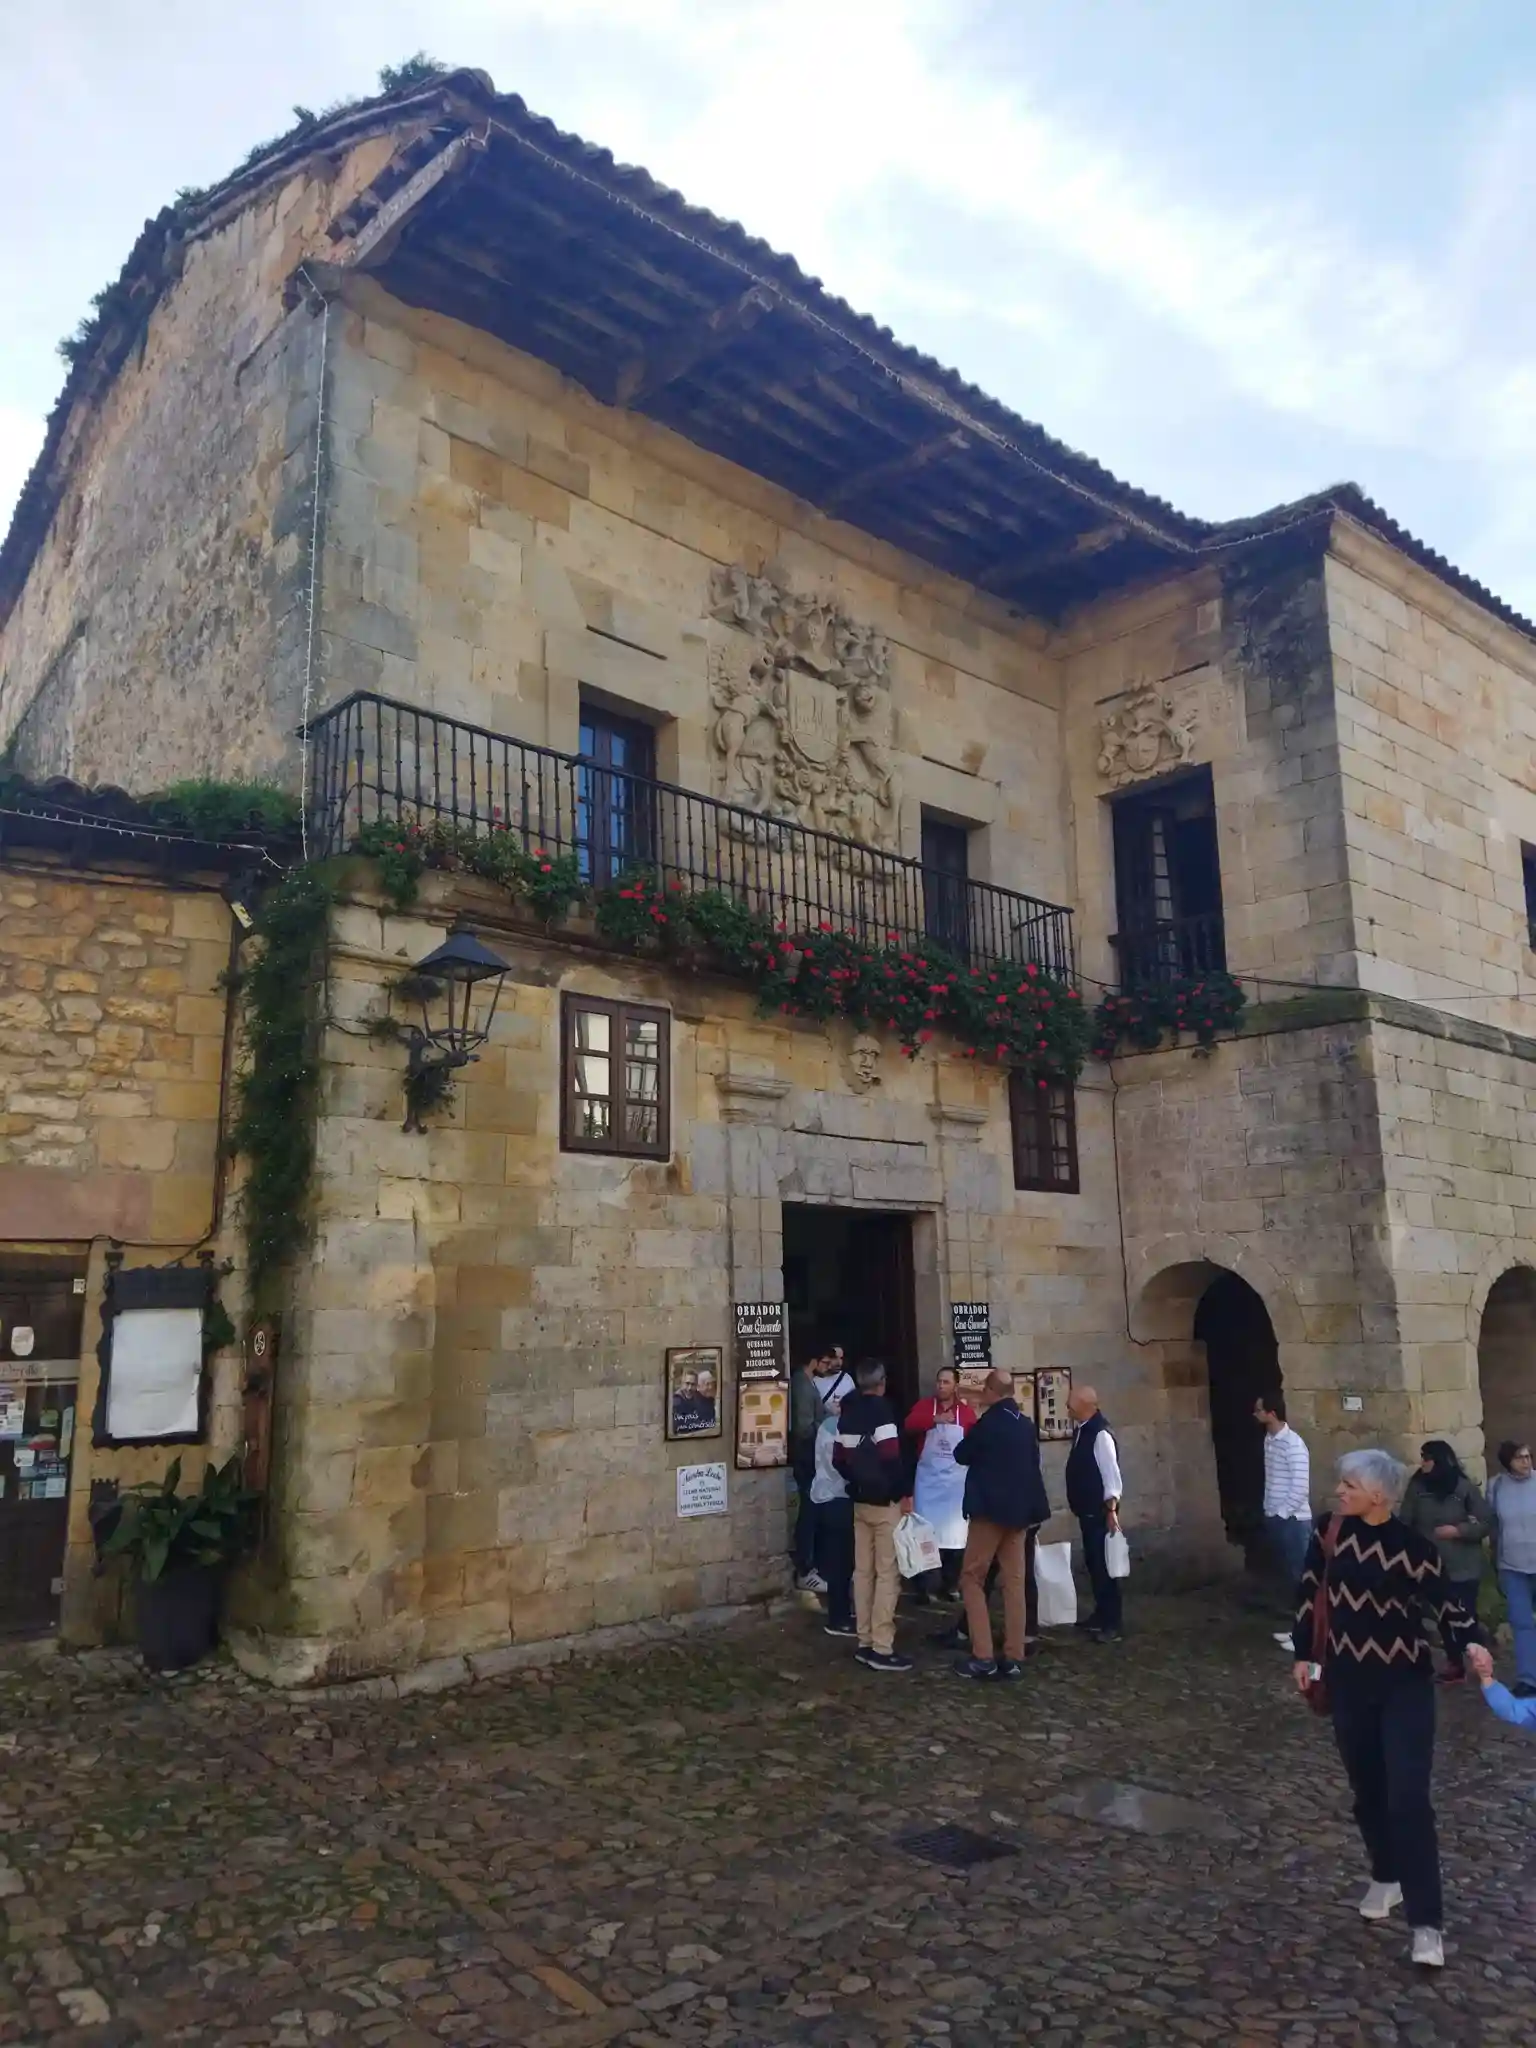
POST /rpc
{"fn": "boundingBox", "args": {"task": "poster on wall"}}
[665,1346,724,1441]
[951,1301,992,1396]
[733,1302,789,1471]
[1034,1365,1073,1441]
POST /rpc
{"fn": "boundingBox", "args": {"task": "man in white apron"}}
[902,1367,978,1601]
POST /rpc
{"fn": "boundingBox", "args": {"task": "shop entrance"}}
[781,1206,919,1416]
[0,1255,87,1636]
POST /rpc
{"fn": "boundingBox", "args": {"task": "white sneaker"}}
[1273,1632,1296,1649]
[795,1571,828,1594]
[1358,1881,1403,1920]
[1411,1928,1444,1969]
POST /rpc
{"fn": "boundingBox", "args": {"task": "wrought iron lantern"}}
[401,923,511,1131]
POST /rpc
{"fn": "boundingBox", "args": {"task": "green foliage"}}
[149,779,300,843]
[352,816,580,920]
[100,1456,260,1584]
[378,54,447,92]
[403,1058,458,1130]
[1091,972,1247,1061]
[228,868,333,1303]
[593,867,678,949]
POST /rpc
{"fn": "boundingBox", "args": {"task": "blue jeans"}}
[1266,1514,1312,1593]
[1500,1566,1536,1687]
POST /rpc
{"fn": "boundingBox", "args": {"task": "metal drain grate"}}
[897,1825,1017,1870]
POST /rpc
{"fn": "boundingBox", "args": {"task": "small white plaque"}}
[10,1327,34,1359]
[676,1462,729,1519]
[1342,1394,1363,1413]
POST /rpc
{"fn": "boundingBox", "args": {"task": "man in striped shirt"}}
[1257,1392,1312,1638]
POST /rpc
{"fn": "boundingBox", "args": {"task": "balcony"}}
[1110,912,1227,989]
[306,692,1074,977]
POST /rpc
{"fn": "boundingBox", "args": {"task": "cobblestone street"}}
[1,1596,1532,2048]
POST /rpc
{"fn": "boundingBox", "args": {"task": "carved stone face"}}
[849,1034,882,1090]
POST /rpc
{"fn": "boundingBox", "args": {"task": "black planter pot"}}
[135,1564,222,1673]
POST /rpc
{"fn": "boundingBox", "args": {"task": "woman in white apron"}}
[903,1366,978,1601]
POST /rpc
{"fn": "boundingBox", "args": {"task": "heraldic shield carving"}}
[707,567,902,849]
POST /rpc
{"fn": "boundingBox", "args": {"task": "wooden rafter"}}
[819,429,970,513]
[613,284,780,408]
[979,522,1131,593]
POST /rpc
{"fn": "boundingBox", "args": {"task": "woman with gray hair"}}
[1291,1447,1482,1971]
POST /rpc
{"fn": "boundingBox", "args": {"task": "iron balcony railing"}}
[306,691,1075,978]
[1110,911,1227,988]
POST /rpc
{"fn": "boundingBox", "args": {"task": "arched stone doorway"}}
[1129,1249,1292,1570]
[1195,1273,1280,1551]
[1478,1267,1536,1463]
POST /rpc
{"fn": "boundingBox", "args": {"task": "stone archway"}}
[1477,1265,1536,1468]
[1128,1240,1301,1571]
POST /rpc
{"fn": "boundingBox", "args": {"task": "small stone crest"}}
[707,567,901,849]
[1096,680,1196,786]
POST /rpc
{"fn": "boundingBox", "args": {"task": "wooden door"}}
[0,1267,86,1636]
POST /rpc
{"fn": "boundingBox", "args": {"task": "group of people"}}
[792,1355,1536,1968]
[1257,1393,1536,1699]
[788,1350,1126,1677]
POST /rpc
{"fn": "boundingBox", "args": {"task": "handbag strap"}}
[1309,1513,1342,1665]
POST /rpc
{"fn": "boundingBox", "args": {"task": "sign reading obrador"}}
[733,1301,789,1471]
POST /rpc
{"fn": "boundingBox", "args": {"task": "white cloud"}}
[0,407,44,535]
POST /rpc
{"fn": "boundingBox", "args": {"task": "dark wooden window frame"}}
[561,994,671,1160]
[1009,1072,1080,1194]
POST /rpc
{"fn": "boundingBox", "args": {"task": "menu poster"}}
[1034,1365,1074,1441]
[951,1301,992,1396]
[733,1301,788,1471]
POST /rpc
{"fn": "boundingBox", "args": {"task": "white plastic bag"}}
[1033,1539,1077,1627]
[1105,1528,1131,1579]
[893,1511,942,1579]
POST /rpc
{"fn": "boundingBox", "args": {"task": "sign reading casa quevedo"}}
[733,1301,788,1472]
[951,1301,991,1395]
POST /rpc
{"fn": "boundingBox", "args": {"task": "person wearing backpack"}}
[832,1357,913,1672]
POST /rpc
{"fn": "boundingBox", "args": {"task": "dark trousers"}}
[918,1547,964,1600]
[1078,1514,1122,1631]
[791,1446,816,1575]
[1331,1672,1441,1928]
[812,1497,854,1628]
[1436,1578,1479,1671]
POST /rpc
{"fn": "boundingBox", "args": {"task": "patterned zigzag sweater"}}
[1291,1513,1480,1679]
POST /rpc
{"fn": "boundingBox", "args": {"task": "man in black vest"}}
[1066,1385,1124,1642]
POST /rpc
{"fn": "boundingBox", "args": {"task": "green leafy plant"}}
[100,1456,261,1584]
[1091,972,1246,1061]
[593,866,676,949]
[149,779,300,843]
[228,868,333,1303]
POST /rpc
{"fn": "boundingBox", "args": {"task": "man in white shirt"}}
[1066,1386,1125,1642]
[1255,1392,1312,1641]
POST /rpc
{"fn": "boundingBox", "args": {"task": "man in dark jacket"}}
[832,1357,913,1673]
[951,1369,1051,1680]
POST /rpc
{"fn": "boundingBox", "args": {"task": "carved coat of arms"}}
[1096,681,1197,786]
[707,567,901,849]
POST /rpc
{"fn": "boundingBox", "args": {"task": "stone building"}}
[2,68,1535,1683]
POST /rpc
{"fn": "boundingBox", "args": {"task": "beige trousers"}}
[853,1501,902,1654]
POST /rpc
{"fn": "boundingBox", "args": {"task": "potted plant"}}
[100,1456,260,1672]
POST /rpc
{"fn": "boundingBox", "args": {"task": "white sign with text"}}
[676,1462,729,1519]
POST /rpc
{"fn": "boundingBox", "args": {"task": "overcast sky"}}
[4,1,1536,612]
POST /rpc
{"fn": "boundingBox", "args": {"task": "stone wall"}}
[0,860,244,1638]
[1327,522,1536,1025]
[233,874,1202,1686]
[0,142,397,789]
[315,275,1069,900]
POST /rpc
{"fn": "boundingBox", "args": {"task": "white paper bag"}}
[1105,1528,1131,1579]
[1033,1539,1077,1627]
[893,1511,942,1579]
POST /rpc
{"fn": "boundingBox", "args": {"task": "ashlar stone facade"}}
[3,89,1536,1680]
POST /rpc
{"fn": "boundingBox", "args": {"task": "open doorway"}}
[781,1206,919,1416]
[1194,1271,1280,1552]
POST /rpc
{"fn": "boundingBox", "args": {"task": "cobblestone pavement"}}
[2,1594,1533,2048]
